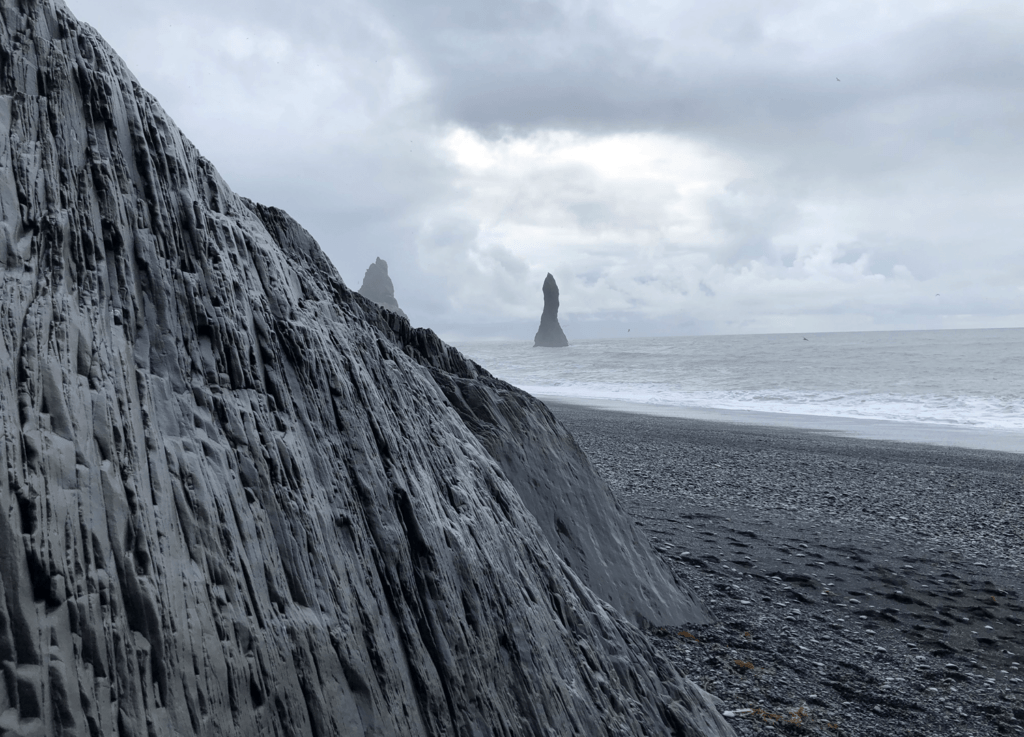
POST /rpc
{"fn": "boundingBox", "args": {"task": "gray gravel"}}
[548,401,1024,737]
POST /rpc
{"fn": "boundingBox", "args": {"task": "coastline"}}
[547,400,1024,737]
[536,394,1024,455]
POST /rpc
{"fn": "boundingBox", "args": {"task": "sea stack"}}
[534,273,570,347]
[357,257,407,318]
[0,1,733,735]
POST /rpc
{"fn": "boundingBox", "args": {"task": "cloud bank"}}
[72,0,1024,339]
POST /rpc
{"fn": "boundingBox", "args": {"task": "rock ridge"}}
[373,307,711,628]
[0,1,731,736]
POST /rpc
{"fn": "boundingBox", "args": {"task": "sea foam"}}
[458,328,1024,432]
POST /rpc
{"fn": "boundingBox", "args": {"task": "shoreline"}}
[547,401,1024,737]
[535,394,1024,455]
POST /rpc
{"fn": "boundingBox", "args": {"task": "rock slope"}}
[0,1,731,735]
[534,273,569,347]
[357,257,407,318]
[426,362,710,627]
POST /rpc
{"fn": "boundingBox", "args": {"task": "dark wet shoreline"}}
[548,401,1024,737]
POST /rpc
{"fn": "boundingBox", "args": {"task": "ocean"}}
[455,328,1024,452]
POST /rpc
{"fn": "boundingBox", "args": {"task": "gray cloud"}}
[69,0,1024,338]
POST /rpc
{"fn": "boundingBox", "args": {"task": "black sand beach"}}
[548,401,1024,737]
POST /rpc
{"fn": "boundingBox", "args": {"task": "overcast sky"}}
[71,0,1024,341]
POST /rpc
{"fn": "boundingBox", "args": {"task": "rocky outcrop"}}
[428,366,710,627]
[534,272,569,347]
[0,1,733,736]
[357,256,407,318]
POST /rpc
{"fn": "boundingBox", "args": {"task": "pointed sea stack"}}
[0,1,731,735]
[357,256,407,318]
[533,273,570,347]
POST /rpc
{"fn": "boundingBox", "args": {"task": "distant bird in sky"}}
[836,77,840,81]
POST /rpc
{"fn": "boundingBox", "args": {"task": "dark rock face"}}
[357,256,407,318]
[0,1,733,736]
[534,272,569,347]
[430,369,710,627]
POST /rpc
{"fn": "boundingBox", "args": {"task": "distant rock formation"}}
[0,1,733,735]
[534,273,570,347]
[358,257,407,318]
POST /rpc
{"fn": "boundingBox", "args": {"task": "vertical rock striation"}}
[427,363,711,627]
[533,272,569,347]
[0,1,732,736]
[357,256,407,318]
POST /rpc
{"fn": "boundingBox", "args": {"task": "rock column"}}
[533,273,569,347]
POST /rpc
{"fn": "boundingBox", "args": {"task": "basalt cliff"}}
[0,1,730,735]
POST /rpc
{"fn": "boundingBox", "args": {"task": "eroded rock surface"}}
[0,1,732,735]
[428,364,711,627]
[534,272,569,347]
[357,257,407,318]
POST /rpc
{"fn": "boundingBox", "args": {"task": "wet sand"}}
[548,401,1024,737]
[540,395,1024,454]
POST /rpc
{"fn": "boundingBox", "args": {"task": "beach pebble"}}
[722,708,754,718]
